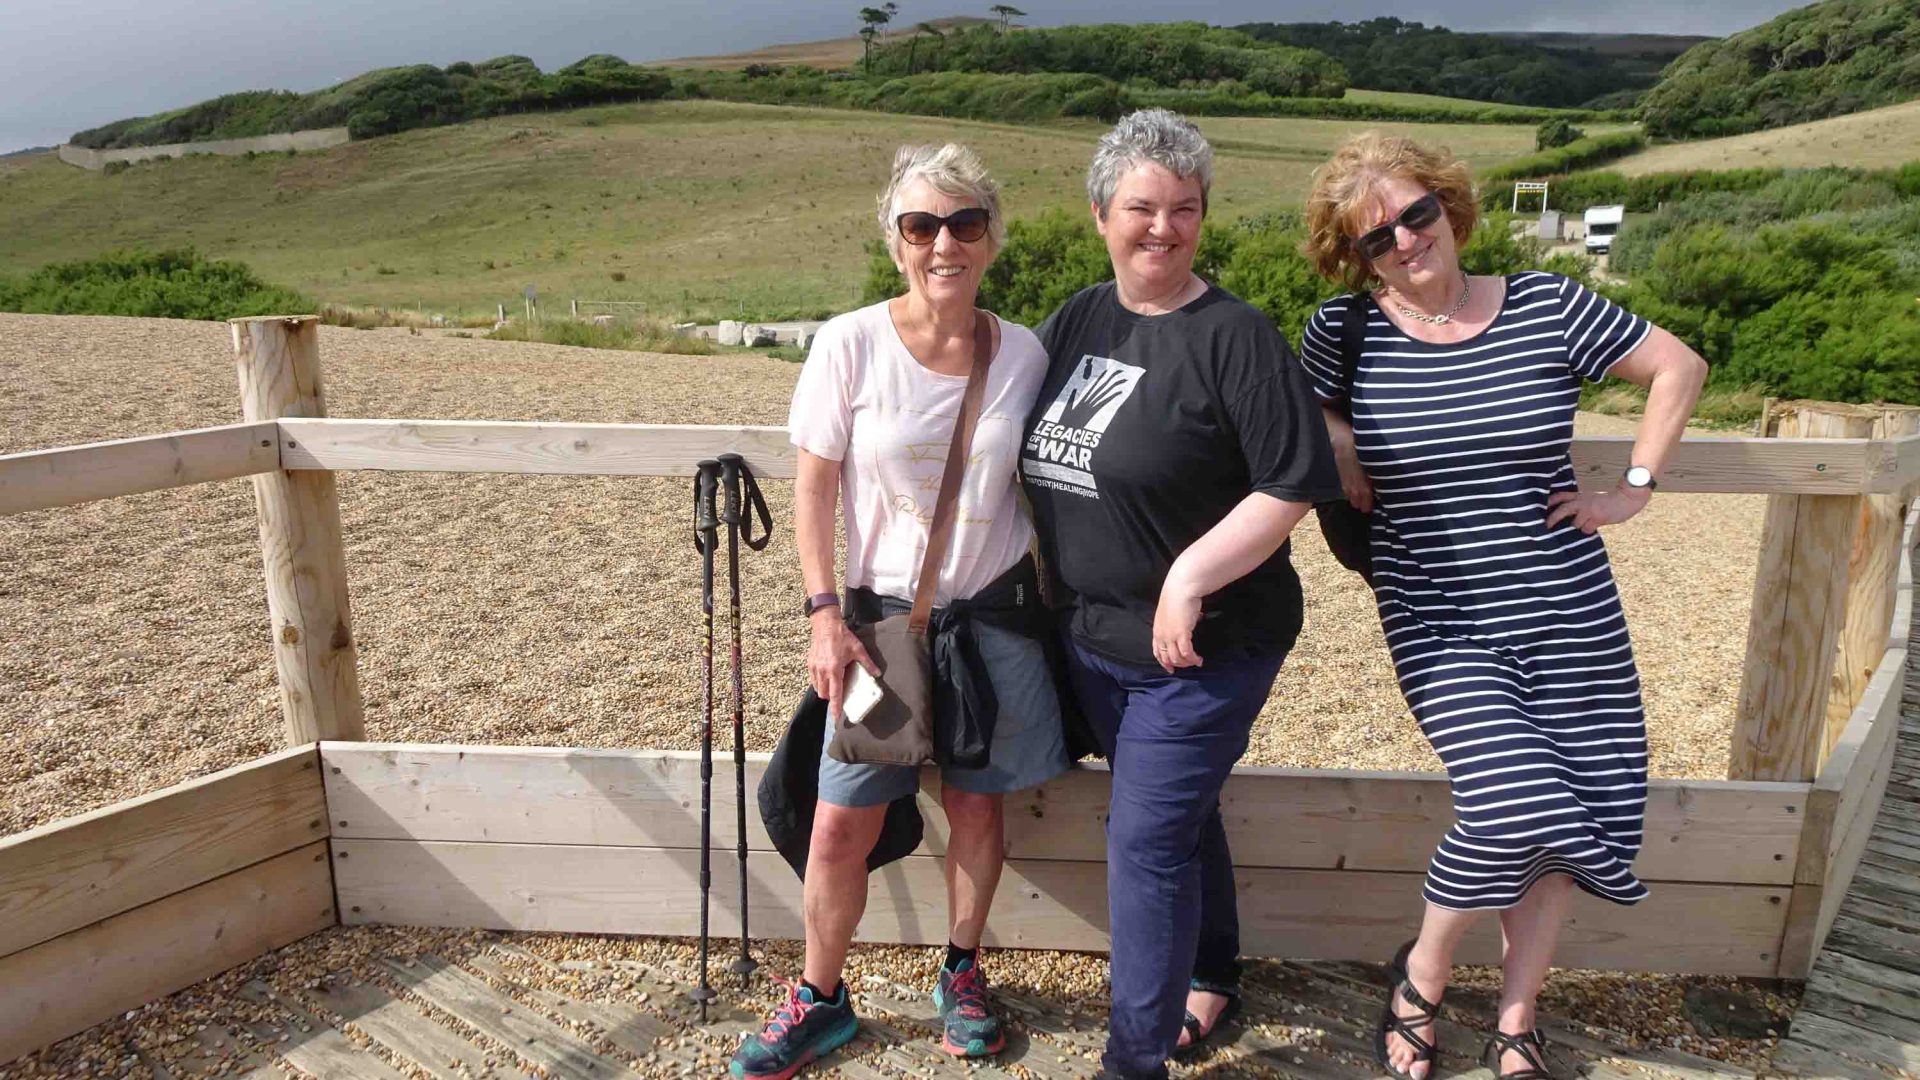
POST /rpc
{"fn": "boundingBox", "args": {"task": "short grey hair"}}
[876,143,1005,255]
[1086,108,1213,216]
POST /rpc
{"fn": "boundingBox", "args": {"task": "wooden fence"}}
[0,315,1913,1062]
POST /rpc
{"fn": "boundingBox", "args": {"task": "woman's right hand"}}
[808,610,879,721]
[1325,410,1374,514]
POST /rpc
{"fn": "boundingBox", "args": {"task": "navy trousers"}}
[1063,638,1283,1080]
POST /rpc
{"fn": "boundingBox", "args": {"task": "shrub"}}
[1535,118,1584,150]
[486,317,717,355]
[1479,131,1646,184]
[0,248,308,321]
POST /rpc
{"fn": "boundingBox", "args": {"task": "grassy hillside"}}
[1641,0,1920,138]
[0,99,1546,321]
[1611,98,1920,174]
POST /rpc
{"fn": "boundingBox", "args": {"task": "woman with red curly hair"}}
[1295,133,1706,1080]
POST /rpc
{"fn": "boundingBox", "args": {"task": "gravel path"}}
[1,313,1762,835]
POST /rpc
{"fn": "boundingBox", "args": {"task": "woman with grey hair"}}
[1019,109,1341,1079]
[730,142,1072,1080]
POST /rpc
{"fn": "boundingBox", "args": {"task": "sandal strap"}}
[1486,1029,1555,1080]
[1397,977,1443,1017]
[1182,1011,1204,1042]
[1382,1005,1437,1059]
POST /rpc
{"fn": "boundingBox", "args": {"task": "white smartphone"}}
[842,664,884,725]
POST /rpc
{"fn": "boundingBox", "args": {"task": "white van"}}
[1584,205,1625,254]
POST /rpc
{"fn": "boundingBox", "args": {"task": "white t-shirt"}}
[788,301,1045,607]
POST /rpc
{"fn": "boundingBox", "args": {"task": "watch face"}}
[1626,466,1653,488]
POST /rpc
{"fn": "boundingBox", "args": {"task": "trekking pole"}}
[691,458,722,1023]
[718,452,773,985]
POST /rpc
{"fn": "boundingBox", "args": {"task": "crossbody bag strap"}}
[908,310,995,635]
[1340,292,1369,413]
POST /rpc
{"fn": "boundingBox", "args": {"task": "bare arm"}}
[1319,403,1373,514]
[794,449,876,717]
[1153,492,1314,672]
[1546,325,1709,532]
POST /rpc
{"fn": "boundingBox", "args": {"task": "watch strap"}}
[804,591,840,617]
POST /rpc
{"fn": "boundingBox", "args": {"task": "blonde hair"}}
[876,143,1005,257]
[1302,132,1479,293]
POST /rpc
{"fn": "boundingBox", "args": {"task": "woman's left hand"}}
[1152,571,1205,673]
[1545,485,1652,534]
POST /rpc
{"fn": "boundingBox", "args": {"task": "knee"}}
[941,787,1003,835]
[809,803,885,866]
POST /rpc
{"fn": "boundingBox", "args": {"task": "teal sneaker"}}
[728,979,859,1080]
[933,956,1006,1057]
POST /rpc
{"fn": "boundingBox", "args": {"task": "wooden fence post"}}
[1824,406,1920,749]
[1729,402,1876,781]
[231,316,365,744]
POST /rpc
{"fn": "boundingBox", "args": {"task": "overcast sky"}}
[0,0,1809,154]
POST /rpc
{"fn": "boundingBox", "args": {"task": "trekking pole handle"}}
[718,453,743,527]
[718,452,775,551]
[693,459,720,552]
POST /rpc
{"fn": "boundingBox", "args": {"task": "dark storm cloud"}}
[0,0,1807,153]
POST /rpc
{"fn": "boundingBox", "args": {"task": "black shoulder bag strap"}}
[1312,292,1376,585]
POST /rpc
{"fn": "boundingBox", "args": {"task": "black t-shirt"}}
[1021,281,1342,669]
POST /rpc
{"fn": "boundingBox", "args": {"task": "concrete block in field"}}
[717,320,745,346]
[796,329,818,351]
[742,324,778,347]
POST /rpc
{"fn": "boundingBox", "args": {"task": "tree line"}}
[1231,18,1673,110]
[70,56,674,149]
[1639,0,1920,138]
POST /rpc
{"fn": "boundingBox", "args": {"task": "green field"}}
[0,100,1545,321]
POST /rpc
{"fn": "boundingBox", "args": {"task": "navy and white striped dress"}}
[1299,272,1652,911]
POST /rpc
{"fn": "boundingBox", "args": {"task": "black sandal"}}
[1175,976,1243,1056]
[1484,1029,1559,1080]
[1375,939,1444,1078]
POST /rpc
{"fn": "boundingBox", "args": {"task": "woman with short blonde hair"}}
[730,142,1072,1079]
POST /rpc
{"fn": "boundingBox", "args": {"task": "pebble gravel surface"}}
[1,314,1762,836]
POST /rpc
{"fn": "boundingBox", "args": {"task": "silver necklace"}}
[1396,274,1471,325]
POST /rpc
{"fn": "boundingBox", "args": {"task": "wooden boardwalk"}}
[1772,696,1920,1077]
[121,940,1765,1080]
[1771,540,1920,1080]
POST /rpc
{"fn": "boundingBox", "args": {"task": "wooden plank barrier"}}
[0,746,326,958]
[0,421,279,516]
[322,743,1804,975]
[0,748,334,1063]
[1775,642,1906,976]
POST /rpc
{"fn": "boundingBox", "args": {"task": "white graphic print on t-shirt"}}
[1024,353,1144,497]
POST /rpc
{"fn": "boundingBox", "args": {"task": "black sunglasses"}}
[1354,193,1444,261]
[896,207,991,246]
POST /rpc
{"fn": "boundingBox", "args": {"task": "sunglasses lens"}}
[1358,226,1396,261]
[899,212,940,245]
[948,208,989,243]
[1357,194,1442,261]
[1403,194,1443,231]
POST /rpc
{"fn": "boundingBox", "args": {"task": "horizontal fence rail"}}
[0,421,280,515]
[9,420,1920,517]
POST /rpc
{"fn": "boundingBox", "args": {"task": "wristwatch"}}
[803,591,840,617]
[1624,465,1658,492]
